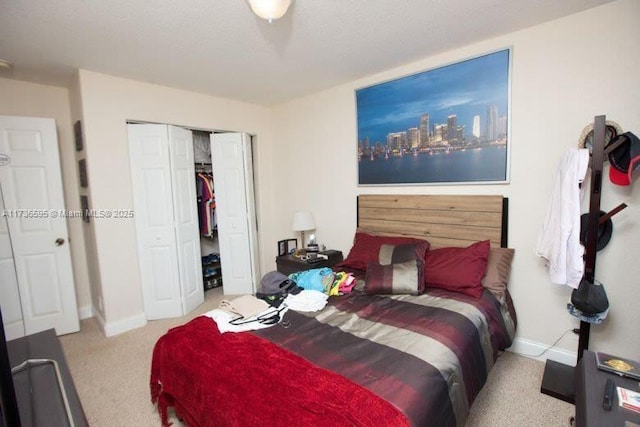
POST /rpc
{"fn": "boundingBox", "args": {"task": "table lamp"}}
[291,210,315,248]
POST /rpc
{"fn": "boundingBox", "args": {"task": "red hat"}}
[608,132,640,186]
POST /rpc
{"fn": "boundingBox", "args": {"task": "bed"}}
[150,194,517,427]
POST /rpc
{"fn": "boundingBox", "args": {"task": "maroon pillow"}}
[424,240,490,298]
[336,232,430,272]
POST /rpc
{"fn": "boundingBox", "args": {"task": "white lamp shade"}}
[291,210,315,231]
[248,0,292,21]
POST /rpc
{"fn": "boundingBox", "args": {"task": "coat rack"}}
[541,114,627,403]
[576,115,606,363]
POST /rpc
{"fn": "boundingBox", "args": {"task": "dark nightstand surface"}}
[575,351,640,427]
[7,329,89,426]
[276,250,343,275]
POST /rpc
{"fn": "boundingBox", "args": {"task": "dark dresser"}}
[276,250,343,275]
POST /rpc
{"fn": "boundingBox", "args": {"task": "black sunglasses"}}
[229,304,288,326]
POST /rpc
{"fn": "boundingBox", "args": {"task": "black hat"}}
[259,271,302,295]
[579,210,613,252]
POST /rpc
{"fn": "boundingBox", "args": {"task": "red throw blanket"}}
[150,316,409,427]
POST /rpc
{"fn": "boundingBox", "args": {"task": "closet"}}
[193,130,221,290]
[128,124,259,320]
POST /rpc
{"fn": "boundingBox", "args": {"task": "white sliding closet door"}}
[168,125,204,314]
[128,123,203,319]
[211,132,259,295]
[129,124,182,319]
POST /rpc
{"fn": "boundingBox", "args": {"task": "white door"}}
[0,116,79,337]
[168,125,204,314]
[128,124,182,319]
[211,133,259,295]
[0,186,23,340]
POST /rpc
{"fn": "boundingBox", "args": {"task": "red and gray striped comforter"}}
[253,287,517,427]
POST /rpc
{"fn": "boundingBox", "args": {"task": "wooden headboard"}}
[357,194,508,248]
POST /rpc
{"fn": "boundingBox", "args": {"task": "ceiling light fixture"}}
[247,0,292,23]
[0,59,12,70]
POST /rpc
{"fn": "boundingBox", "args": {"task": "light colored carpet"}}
[59,288,574,426]
[466,352,574,427]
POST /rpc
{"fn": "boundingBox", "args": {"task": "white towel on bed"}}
[283,290,328,312]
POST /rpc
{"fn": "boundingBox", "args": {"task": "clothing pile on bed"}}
[206,268,357,333]
[288,267,357,295]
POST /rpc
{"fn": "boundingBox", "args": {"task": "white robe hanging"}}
[536,148,590,288]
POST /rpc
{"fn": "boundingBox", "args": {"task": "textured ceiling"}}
[0,0,615,106]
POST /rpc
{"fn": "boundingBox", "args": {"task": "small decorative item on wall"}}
[74,120,83,151]
[80,195,90,223]
[78,159,88,188]
[356,48,511,185]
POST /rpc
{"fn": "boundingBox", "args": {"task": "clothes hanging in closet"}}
[196,172,216,236]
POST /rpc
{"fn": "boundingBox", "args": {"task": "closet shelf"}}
[202,229,218,239]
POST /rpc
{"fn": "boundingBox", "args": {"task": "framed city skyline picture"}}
[356,48,511,185]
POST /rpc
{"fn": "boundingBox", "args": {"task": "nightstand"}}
[575,351,640,426]
[276,250,343,276]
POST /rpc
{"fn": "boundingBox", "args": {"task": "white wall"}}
[75,70,277,334]
[270,0,640,360]
[0,77,92,319]
[68,72,104,323]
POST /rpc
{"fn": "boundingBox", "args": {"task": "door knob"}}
[55,238,65,246]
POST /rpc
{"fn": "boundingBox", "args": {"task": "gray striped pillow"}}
[363,243,425,295]
[364,260,421,295]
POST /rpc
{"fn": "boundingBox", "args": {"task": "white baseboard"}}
[102,312,147,337]
[78,304,93,320]
[92,308,147,337]
[508,337,577,366]
[93,308,106,332]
